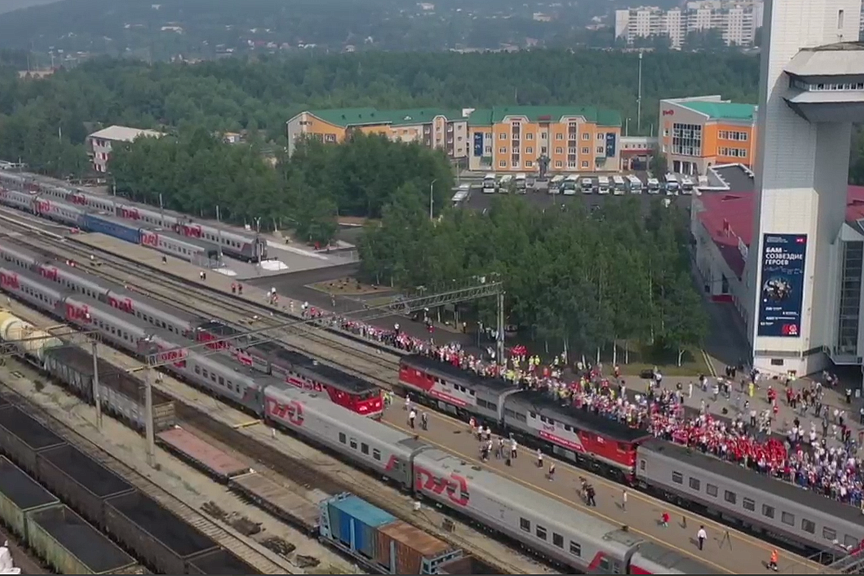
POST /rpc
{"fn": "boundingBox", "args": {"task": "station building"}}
[659,95,758,176]
[87,125,165,174]
[466,106,622,174]
[285,108,469,160]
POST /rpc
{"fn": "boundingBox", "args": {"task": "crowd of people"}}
[303,305,864,508]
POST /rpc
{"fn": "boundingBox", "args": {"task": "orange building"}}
[658,96,757,176]
[467,106,622,173]
[285,108,469,159]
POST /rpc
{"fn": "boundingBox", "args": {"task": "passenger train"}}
[396,355,864,556]
[0,264,711,575]
[0,239,382,417]
[0,171,267,262]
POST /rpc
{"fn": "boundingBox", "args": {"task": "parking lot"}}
[459,185,695,213]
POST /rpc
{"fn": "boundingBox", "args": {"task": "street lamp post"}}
[429,179,437,221]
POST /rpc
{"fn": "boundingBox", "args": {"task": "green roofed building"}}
[286,104,624,174]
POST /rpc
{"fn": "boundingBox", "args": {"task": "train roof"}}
[401,354,517,394]
[415,449,630,546]
[640,438,864,527]
[150,228,222,252]
[634,542,715,574]
[251,341,375,393]
[0,236,54,263]
[509,390,652,443]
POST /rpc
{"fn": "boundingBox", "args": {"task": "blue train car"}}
[81,212,142,245]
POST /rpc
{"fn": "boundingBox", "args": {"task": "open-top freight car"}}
[0,407,65,476]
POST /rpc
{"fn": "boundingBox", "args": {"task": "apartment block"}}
[285,108,469,159]
[615,1,763,48]
[467,106,622,173]
[659,95,757,175]
[86,125,165,174]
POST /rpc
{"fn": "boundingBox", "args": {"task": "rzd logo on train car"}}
[107,294,134,314]
[33,199,50,214]
[266,397,304,426]
[119,207,140,220]
[154,346,187,368]
[140,231,159,247]
[38,266,59,282]
[65,302,92,324]
[414,465,470,507]
[0,271,19,290]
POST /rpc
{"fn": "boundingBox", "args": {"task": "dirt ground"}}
[309,276,387,296]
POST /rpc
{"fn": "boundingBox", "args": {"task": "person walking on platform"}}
[660,512,670,527]
[510,437,518,460]
[420,411,428,430]
[495,437,504,459]
[768,549,779,572]
[621,488,628,511]
[585,484,596,507]
[536,449,544,468]
[547,462,556,481]
[696,526,707,550]
[408,408,416,429]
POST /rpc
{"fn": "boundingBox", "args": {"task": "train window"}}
[552,533,564,548]
[219,376,224,386]
[520,518,530,533]
[823,527,836,541]
[689,477,700,491]
[338,433,346,444]
[672,472,683,484]
[781,512,794,526]
[639,459,646,471]
[202,369,209,378]
[530,411,537,419]
[536,525,547,540]
[724,491,736,505]
[599,558,610,571]
[373,449,381,461]
[801,519,815,534]
[349,438,357,450]
[845,535,858,549]
[762,505,775,518]
[706,484,718,497]
[504,407,516,417]
[361,443,369,455]
[743,498,755,511]
[487,403,497,411]
[569,541,581,557]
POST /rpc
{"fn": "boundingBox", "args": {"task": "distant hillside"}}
[0,0,61,14]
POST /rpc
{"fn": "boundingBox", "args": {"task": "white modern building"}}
[614,1,763,48]
[691,0,864,378]
[86,125,165,174]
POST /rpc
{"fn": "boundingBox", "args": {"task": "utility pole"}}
[496,291,505,365]
[144,366,155,467]
[91,339,102,431]
[429,179,437,221]
[637,51,644,134]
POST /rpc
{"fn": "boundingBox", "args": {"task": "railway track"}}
[0,215,531,574]
[0,379,294,575]
[0,214,402,391]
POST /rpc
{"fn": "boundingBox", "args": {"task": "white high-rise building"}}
[741,0,864,375]
[615,1,763,48]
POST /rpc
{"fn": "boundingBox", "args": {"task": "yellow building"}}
[467,106,622,173]
[285,108,469,159]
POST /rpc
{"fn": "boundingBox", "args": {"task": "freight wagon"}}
[36,444,135,528]
[319,493,461,574]
[103,491,220,575]
[0,457,139,575]
[229,472,322,535]
[0,407,65,475]
[0,456,59,542]
[155,426,250,483]
[185,548,260,575]
[41,345,177,434]
[27,506,138,574]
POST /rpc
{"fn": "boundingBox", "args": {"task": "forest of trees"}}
[359,192,707,362]
[110,130,453,244]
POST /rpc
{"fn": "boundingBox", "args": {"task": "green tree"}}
[651,151,669,178]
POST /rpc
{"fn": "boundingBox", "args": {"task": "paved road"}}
[381,403,821,575]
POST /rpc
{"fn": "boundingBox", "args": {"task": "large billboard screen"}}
[605,133,616,157]
[757,234,808,337]
[473,133,484,157]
